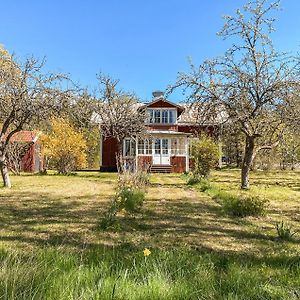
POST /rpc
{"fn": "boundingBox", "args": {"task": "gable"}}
[145,97,185,117]
[148,99,178,109]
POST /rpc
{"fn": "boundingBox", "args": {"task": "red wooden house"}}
[100,91,219,173]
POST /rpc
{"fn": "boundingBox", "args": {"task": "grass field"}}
[0,170,299,299]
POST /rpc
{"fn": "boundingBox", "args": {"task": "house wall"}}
[137,156,152,171]
[21,144,35,172]
[178,125,217,136]
[20,143,44,173]
[101,136,118,171]
[171,156,186,173]
[147,125,178,131]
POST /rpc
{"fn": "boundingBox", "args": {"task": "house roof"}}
[139,96,185,114]
[91,95,225,126]
[2,131,40,143]
[178,103,227,126]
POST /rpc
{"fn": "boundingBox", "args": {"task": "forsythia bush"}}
[190,135,221,178]
[42,118,87,174]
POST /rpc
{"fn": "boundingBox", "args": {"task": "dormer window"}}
[147,108,177,124]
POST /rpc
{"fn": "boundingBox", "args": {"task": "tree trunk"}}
[241,136,255,189]
[0,155,12,188]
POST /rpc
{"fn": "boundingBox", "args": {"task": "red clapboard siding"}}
[102,137,118,168]
[171,156,186,173]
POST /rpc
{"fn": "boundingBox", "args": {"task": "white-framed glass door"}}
[153,138,170,165]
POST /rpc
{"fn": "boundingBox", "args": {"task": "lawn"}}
[0,170,299,299]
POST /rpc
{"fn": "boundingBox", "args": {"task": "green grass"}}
[0,170,299,299]
[1,246,300,299]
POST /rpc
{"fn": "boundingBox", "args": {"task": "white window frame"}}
[146,108,177,125]
[170,137,187,157]
[123,138,136,157]
[137,138,153,156]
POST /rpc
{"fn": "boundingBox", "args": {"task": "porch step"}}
[150,165,172,173]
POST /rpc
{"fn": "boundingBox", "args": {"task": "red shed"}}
[8,131,44,173]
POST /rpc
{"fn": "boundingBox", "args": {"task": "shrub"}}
[42,118,87,174]
[276,221,297,241]
[187,174,201,185]
[116,187,145,212]
[221,194,268,217]
[118,171,150,190]
[190,135,221,178]
[198,179,212,192]
[100,171,147,230]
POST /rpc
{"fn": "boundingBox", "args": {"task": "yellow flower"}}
[116,208,127,217]
[143,248,151,257]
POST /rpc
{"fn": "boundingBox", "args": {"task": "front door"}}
[153,138,170,165]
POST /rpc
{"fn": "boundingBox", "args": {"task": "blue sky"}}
[1,0,300,101]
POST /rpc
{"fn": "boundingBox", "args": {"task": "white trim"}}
[146,108,178,125]
[185,137,189,172]
[145,97,185,111]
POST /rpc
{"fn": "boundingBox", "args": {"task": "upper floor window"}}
[147,109,177,124]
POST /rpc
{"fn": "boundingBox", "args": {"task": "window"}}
[124,138,136,157]
[148,110,154,124]
[145,139,152,154]
[162,139,169,154]
[146,109,177,124]
[169,110,176,124]
[155,139,161,154]
[138,139,144,154]
[170,138,186,155]
[162,110,168,123]
[154,110,161,123]
[178,138,185,155]
[171,138,177,155]
[138,139,152,155]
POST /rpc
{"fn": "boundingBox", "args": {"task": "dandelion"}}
[143,248,151,257]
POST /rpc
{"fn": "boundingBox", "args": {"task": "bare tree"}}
[95,73,146,171]
[6,141,35,175]
[170,0,300,189]
[0,47,72,187]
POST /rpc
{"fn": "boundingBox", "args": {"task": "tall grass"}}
[0,246,299,300]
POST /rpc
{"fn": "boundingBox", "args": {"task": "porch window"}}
[171,138,186,155]
[145,139,152,154]
[124,138,136,157]
[138,139,152,155]
[138,139,144,154]
[162,139,168,154]
[171,138,177,155]
[178,138,185,155]
[154,139,160,154]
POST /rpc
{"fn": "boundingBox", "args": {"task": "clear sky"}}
[1,0,300,102]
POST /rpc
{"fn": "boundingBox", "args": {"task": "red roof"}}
[3,131,39,143]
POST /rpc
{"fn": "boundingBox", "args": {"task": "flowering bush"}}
[116,187,145,212]
[190,135,221,178]
[42,118,87,174]
[100,171,148,230]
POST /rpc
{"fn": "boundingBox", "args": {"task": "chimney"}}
[152,90,164,98]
